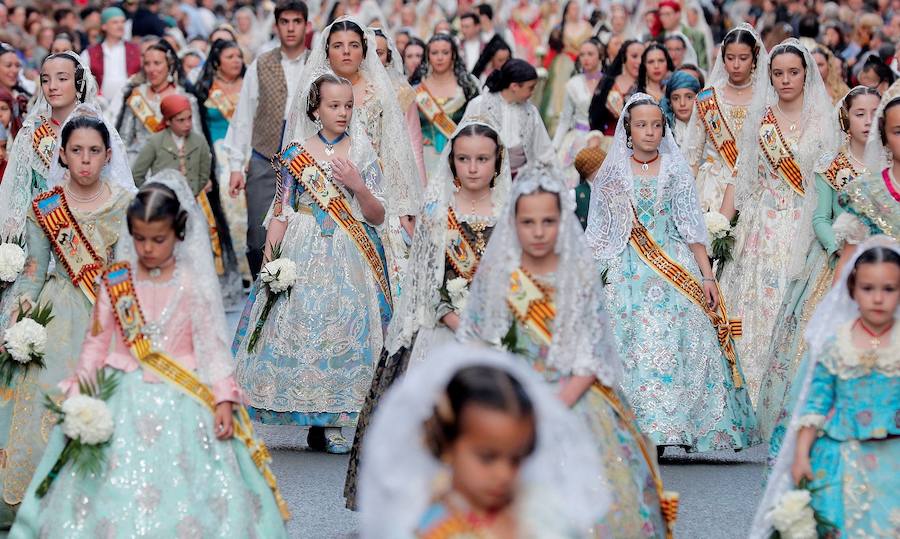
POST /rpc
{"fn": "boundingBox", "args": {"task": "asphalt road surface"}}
[261,425,767,539]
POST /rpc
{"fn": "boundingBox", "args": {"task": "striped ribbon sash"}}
[628,209,744,388]
[415,85,457,140]
[274,143,393,313]
[206,87,236,120]
[822,152,859,192]
[445,207,480,281]
[127,91,166,133]
[32,187,104,304]
[102,262,291,521]
[507,268,555,347]
[32,116,56,170]
[696,88,739,171]
[196,191,225,275]
[758,108,804,196]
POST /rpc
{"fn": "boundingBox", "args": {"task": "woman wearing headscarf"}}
[660,70,701,147]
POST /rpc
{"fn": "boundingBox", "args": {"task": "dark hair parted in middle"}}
[484,58,537,93]
[58,115,110,168]
[327,20,368,58]
[127,183,189,241]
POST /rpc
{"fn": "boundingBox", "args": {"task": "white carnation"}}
[769,489,816,539]
[260,258,298,294]
[0,243,26,283]
[4,318,47,363]
[704,211,731,239]
[61,395,114,445]
[446,277,469,312]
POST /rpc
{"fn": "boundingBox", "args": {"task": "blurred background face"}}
[579,42,600,72]
[813,52,829,82]
[218,46,243,79]
[665,37,685,66]
[428,39,453,74]
[403,44,424,75]
[670,88,697,123]
[0,52,21,89]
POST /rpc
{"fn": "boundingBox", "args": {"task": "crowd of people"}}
[0,0,896,537]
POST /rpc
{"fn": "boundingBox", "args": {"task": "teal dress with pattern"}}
[599,173,759,452]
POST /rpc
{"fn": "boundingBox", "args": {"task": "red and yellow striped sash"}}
[696,88,739,171]
[415,84,457,141]
[31,117,56,170]
[822,152,859,192]
[206,86,236,120]
[32,187,104,304]
[507,268,555,347]
[127,90,166,133]
[628,210,744,388]
[103,262,290,520]
[445,207,480,281]
[759,108,804,196]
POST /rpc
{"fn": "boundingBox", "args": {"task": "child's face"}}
[515,192,560,261]
[884,106,900,160]
[0,101,11,129]
[316,82,353,134]
[0,139,7,162]
[853,262,900,328]
[452,134,497,193]
[60,127,110,187]
[130,218,178,270]
[445,405,535,512]
[169,109,193,137]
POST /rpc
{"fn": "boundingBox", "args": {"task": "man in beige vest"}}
[224,0,310,278]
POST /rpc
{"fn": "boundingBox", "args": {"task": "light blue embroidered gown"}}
[799,323,900,536]
[0,187,129,527]
[232,145,391,427]
[599,172,759,452]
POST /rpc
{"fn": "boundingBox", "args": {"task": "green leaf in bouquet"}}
[500,321,526,355]
[24,302,54,326]
[600,267,610,287]
[77,369,120,401]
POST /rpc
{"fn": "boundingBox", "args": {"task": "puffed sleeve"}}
[797,361,835,429]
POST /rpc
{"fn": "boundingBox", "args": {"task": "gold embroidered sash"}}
[206,87,236,121]
[415,85,457,140]
[628,210,744,388]
[822,152,859,192]
[101,262,291,520]
[32,187,104,304]
[696,88,739,171]
[759,108,804,196]
[127,90,166,133]
[276,143,393,307]
[507,268,555,347]
[32,117,56,170]
[196,191,224,275]
[445,207,480,281]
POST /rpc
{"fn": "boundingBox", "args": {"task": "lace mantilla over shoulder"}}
[829,322,900,379]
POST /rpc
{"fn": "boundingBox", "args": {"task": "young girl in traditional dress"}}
[587,94,759,454]
[233,74,390,454]
[10,174,289,537]
[343,119,512,508]
[0,108,134,526]
[463,60,554,178]
[0,51,100,242]
[683,23,770,212]
[757,86,881,439]
[751,237,900,539]
[718,39,840,403]
[459,164,668,537]
[114,40,201,165]
[359,344,607,538]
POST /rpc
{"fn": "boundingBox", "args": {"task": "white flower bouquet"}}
[705,211,738,279]
[445,277,470,313]
[37,369,119,497]
[247,243,298,353]
[0,302,54,386]
[0,238,26,286]
[766,484,835,539]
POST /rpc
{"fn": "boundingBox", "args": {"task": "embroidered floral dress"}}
[599,171,759,452]
[553,75,598,187]
[9,269,288,538]
[0,187,129,523]
[232,145,390,428]
[683,88,748,212]
[833,167,900,244]
[757,153,864,439]
[797,323,900,536]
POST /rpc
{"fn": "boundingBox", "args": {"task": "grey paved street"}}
[260,425,767,539]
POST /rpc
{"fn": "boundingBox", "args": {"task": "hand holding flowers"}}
[0,302,54,386]
[705,211,737,279]
[247,243,298,353]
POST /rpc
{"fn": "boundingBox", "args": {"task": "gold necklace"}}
[458,190,492,214]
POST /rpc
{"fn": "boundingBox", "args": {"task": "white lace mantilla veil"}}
[285,16,423,217]
[733,38,840,277]
[862,80,900,174]
[384,118,512,354]
[457,162,623,386]
[586,92,708,260]
[115,169,235,386]
[683,23,769,172]
[358,343,609,538]
[0,50,100,240]
[46,102,136,194]
[748,235,900,539]
[667,30,700,68]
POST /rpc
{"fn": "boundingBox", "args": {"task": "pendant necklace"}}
[775,102,801,133]
[318,131,348,156]
[856,318,893,370]
[632,152,660,172]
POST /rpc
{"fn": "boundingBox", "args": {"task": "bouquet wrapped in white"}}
[247,244,298,353]
[0,302,54,386]
[705,211,738,278]
[38,369,119,497]
[767,489,817,539]
[446,277,470,313]
[705,211,731,240]
[0,242,26,284]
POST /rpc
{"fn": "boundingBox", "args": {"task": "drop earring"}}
[626,137,633,149]
[314,117,323,131]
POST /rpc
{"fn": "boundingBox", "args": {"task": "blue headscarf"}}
[660,71,701,127]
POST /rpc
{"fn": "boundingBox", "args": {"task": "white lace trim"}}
[831,321,900,379]
[796,414,826,429]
